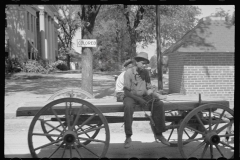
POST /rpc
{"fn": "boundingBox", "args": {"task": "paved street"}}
[5,118,234,158]
[5,119,182,158]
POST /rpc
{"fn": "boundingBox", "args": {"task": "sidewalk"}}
[4,72,116,119]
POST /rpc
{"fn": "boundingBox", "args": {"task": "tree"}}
[122,5,145,58]
[211,8,233,23]
[93,5,131,71]
[56,5,81,69]
[119,5,201,57]
[150,5,200,87]
[91,5,200,73]
[77,5,101,95]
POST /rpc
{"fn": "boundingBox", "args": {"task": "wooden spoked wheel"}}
[40,119,102,147]
[178,103,234,159]
[164,111,198,147]
[48,88,94,101]
[28,98,110,158]
[42,88,99,146]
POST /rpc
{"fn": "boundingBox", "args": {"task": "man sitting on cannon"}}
[119,52,170,148]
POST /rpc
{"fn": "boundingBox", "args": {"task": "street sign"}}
[77,39,97,47]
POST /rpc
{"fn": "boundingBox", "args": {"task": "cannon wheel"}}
[42,88,100,147]
[178,103,234,159]
[164,111,198,147]
[28,98,110,158]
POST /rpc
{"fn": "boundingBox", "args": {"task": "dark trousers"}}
[123,96,166,137]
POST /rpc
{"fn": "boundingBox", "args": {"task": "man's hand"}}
[152,92,167,100]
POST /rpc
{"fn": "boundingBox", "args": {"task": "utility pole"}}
[156,5,163,90]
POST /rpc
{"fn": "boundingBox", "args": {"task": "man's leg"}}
[116,92,124,102]
[123,97,136,148]
[151,100,170,146]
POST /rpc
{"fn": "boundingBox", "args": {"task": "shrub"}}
[21,59,69,73]
[5,57,23,74]
[52,60,68,71]
[22,60,48,73]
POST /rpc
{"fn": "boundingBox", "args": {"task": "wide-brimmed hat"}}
[134,52,150,64]
[123,59,133,67]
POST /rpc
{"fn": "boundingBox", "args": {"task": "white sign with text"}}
[77,39,97,47]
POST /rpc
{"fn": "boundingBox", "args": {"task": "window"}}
[27,12,29,30]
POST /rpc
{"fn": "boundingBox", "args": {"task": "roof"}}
[163,16,235,55]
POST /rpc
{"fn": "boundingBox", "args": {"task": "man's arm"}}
[123,69,147,107]
[144,69,166,99]
[124,88,147,106]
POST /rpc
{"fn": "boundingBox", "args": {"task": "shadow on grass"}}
[5,72,169,97]
[5,73,116,97]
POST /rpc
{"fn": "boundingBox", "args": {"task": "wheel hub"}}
[205,132,220,145]
[63,130,77,144]
[210,135,220,144]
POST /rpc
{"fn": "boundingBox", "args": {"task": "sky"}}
[137,5,235,59]
[195,5,235,19]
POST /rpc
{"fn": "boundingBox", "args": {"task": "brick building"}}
[163,16,234,108]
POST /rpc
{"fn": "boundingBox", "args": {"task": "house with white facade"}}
[5,5,59,63]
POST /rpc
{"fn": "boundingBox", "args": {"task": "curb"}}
[5,113,33,119]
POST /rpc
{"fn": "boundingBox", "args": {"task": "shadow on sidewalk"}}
[5,153,32,158]
[5,73,116,97]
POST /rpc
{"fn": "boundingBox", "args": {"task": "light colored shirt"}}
[115,71,126,93]
[123,66,152,97]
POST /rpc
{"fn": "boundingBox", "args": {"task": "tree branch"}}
[134,6,144,29]
[56,16,71,38]
[58,34,66,49]
[95,5,101,15]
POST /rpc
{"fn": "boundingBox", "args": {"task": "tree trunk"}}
[131,43,136,58]
[67,54,70,70]
[130,32,137,58]
[79,5,101,95]
[118,47,122,70]
[81,26,93,95]
[81,47,93,95]
[156,5,163,90]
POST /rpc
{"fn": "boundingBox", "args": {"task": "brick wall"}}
[169,52,234,109]
[168,54,185,94]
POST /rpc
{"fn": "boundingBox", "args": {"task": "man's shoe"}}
[124,137,132,148]
[156,135,170,146]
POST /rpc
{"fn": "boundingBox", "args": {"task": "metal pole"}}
[156,5,163,90]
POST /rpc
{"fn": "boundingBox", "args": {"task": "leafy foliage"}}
[56,5,82,69]
[22,60,47,73]
[21,60,68,74]
[211,8,235,25]
[5,57,22,74]
[53,60,69,71]
[91,5,201,71]
[92,5,132,71]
